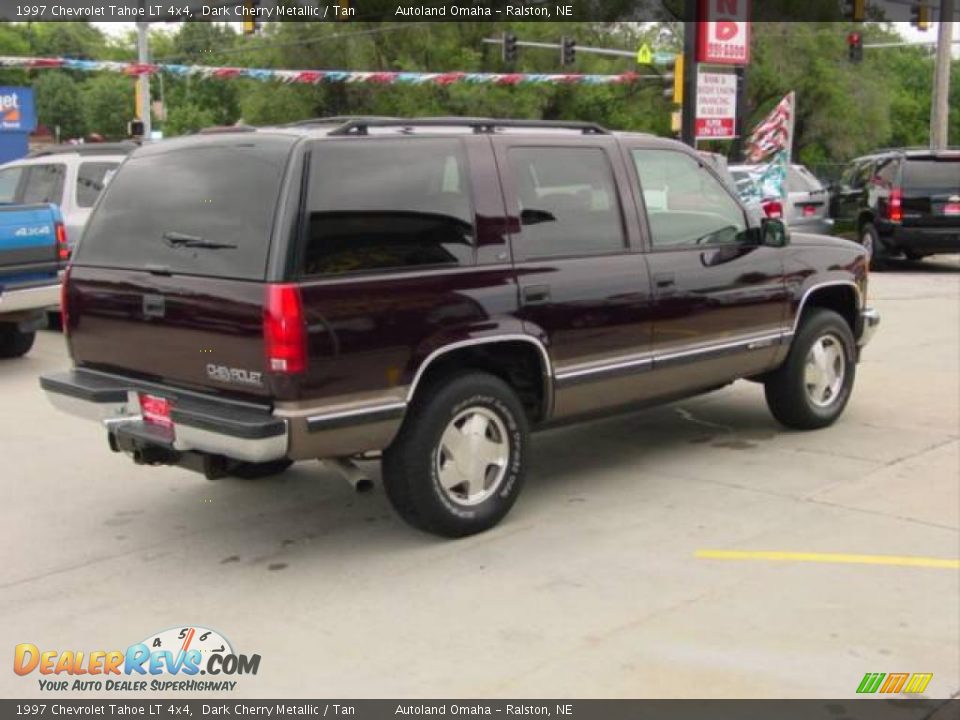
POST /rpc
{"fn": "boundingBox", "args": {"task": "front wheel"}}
[383,371,529,538]
[764,309,857,430]
[0,325,36,358]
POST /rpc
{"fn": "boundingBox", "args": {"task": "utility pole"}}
[681,0,698,147]
[136,20,151,139]
[930,5,955,151]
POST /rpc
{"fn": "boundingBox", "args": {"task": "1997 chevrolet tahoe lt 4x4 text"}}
[40,118,880,537]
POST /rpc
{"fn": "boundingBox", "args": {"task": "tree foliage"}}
[0,20,953,160]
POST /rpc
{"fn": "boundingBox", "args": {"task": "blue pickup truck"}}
[0,203,64,358]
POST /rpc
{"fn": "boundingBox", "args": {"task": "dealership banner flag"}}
[745,91,795,164]
[0,55,649,87]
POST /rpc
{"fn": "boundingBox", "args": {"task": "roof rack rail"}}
[282,116,401,127]
[327,117,610,136]
[196,124,258,134]
[28,141,140,158]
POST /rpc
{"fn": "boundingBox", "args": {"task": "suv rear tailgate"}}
[66,134,297,401]
[0,203,60,283]
[902,156,960,228]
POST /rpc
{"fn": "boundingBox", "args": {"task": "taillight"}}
[55,222,70,261]
[762,200,783,219]
[264,284,306,374]
[60,265,71,337]
[887,187,903,222]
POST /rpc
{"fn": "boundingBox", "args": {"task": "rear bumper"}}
[0,281,60,314]
[887,225,960,254]
[39,368,288,463]
[791,216,834,236]
[858,308,880,348]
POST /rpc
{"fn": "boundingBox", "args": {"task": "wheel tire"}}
[0,326,36,358]
[229,459,293,480]
[382,371,529,538]
[764,309,857,430]
[860,223,887,271]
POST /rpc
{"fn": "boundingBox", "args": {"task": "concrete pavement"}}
[1,257,957,699]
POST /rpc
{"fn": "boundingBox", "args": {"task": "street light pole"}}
[930,3,955,151]
[136,20,151,139]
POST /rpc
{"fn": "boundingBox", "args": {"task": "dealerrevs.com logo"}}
[14,626,260,692]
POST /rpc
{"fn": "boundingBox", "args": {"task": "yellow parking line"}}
[695,549,960,570]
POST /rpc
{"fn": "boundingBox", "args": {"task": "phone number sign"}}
[696,0,751,66]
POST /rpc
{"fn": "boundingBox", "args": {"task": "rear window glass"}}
[75,139,293,280]
[903,159,960,191]
[76,161,120,208]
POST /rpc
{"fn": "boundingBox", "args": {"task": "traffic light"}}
[560,36,576,66]
[910,2,930,30]
[242,0,260,35]
[502,32,518,63]
[661,54,684,105]
[844,0,866,21]
[847,31,863,63]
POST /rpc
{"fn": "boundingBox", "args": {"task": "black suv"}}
[830,149,960,268]
[41,117,879,538]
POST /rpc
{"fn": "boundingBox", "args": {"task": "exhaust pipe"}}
[326,458,374,493]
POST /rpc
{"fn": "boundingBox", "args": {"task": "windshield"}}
[75,137,294,280]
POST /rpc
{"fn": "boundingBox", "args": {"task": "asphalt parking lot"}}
[1,258,958,700]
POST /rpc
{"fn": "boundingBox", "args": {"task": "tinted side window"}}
[507,147,625,259]
[0,166,25,203]
[21,164,66,204]
[302,139,473,277]
[76,162,120,208]
[632,149,748,248]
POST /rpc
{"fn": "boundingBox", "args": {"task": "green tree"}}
[33,72,86,141]
[164,103,215,136]
[238,83,319,125]
[82,74,134,139]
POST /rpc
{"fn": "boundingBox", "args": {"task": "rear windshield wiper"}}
[162,231,237,249]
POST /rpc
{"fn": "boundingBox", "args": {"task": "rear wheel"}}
[383,371,529,537]
[860,223,887,271]
[764,309,857,430]
[0,326,36,358]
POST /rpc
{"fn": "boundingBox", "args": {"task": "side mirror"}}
[761,218,790,248]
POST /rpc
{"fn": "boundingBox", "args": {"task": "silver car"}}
[0,142,136,253]
[730,163,835,235]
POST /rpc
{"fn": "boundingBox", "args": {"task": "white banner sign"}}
[695,71,737,139]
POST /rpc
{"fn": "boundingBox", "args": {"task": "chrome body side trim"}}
[305,401,407,432]
[792,281,863,335]
[406,334,554,414]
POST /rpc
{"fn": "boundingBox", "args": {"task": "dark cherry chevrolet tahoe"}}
[40,117,880,537]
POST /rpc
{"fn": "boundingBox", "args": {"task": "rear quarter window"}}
[75,138,294,280]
